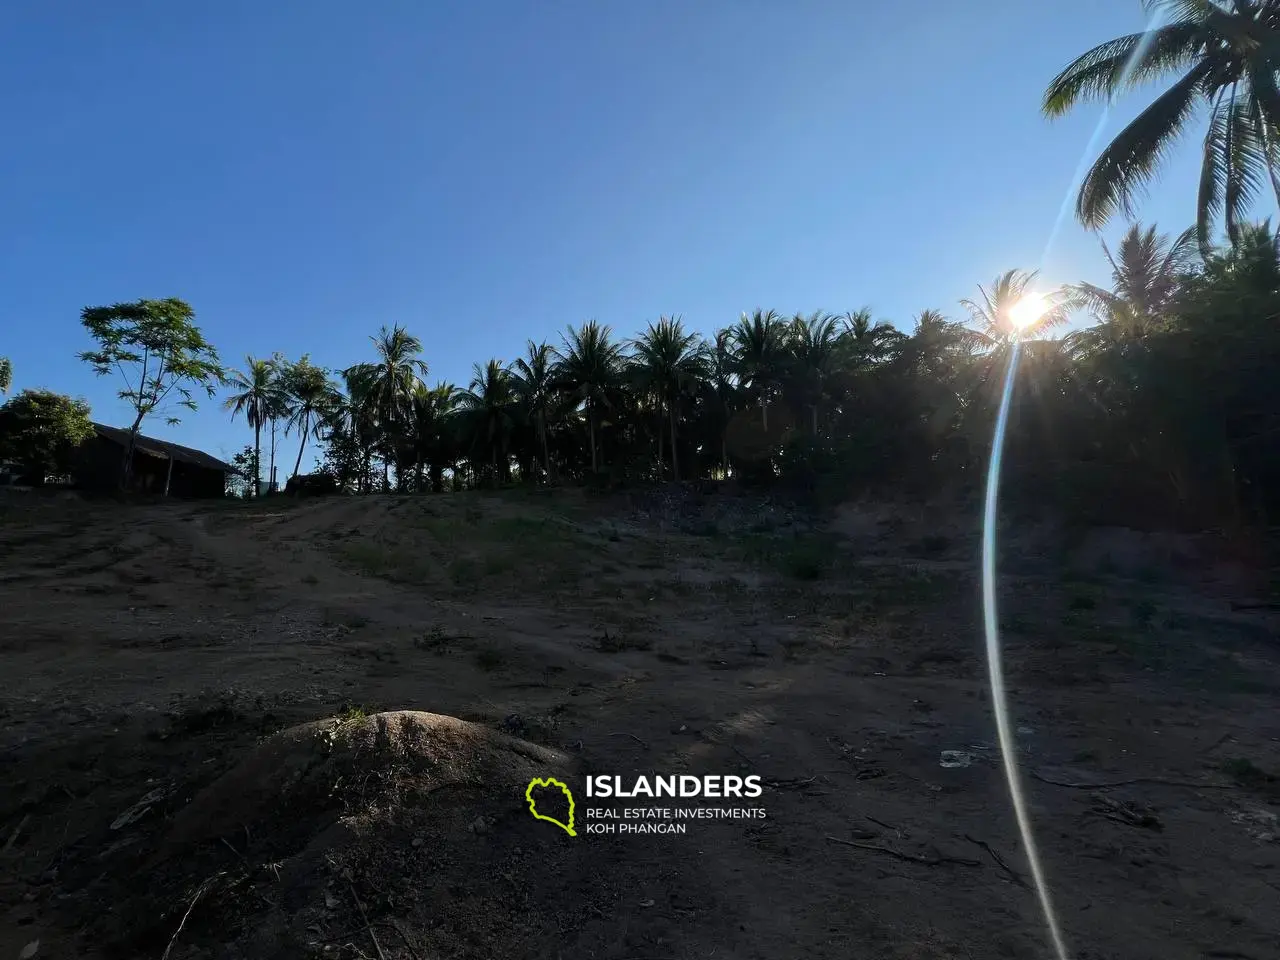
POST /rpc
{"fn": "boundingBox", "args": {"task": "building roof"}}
[92,423,235,472]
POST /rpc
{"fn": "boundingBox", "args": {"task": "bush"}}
[284,472,340,497]
[0,389,95,481]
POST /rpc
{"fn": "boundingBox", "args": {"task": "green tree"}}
[1043,0,1280,251]
[79,298,223,489]
[459,359,518,485]
[629,316,708,481]
[731,309,787,430]
[511,341,557,482]
[408,381,461,492]
[346,324,428,488]
[555,320,624,475]
[280,356,338,482]
[1068,223,1199,354]
[0,389,95,481]
[222,355,278,497]
[0,357,11,394]
[961,269,1070,346]
[784,311,843,437]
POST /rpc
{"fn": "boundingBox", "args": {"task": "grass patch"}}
[594,628,652,653]
[1220,757,1276,787]
[338,704,369,723]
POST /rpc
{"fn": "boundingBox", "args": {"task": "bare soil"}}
[1,487,1278,960]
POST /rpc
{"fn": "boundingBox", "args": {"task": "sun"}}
[1008,293,1050,332]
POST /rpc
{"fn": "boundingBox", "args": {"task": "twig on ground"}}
[865,815,901,838]
[161,873,223,960]
[2,814,31,855]
[608,732,650,749]
[825,836,981,867]
[1202,732,1234,754]
[1031,770,1235,790]
[387,918,424,960]
[963,835,1027,887]
[348,881,387,960]
[220,837,245,860]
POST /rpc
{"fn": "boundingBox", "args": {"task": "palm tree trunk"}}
[656,399,665,479]
[268,420,277,493]
[539,410,550,483]
[588,409,598,474]
[253,421,262,497]
[291,410,310,481]
[669,403,680,483]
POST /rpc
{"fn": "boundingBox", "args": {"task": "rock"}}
[411,836,424,848]
[20,942,39,960]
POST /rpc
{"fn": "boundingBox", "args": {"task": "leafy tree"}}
[0,389,95,481]
[1043,0,1280,251]
[222,355,278,497]
[79,298,223,489]
[0,357,11,394]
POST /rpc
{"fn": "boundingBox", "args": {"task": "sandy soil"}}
[1,487,1278,960]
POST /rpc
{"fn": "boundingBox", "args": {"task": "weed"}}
[1132,599,1158,628]
[338,704,368,723]
[594,628,652,653]
[1220,757,1275,787]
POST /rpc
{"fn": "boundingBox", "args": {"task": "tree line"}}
[3,2,1278,526]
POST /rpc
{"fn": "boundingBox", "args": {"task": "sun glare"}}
[1008,292,1050,331]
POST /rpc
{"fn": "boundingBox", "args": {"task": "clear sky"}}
[0,0,1246,467]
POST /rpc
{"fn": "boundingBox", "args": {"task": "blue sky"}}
[0,0,1243,467]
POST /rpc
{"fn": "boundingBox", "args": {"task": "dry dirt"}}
[1,486,1278,960]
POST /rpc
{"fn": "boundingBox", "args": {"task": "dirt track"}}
[1,489,1278,960]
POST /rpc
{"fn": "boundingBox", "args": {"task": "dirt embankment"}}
[1,489,1278,960]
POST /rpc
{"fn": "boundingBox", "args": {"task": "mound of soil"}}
[163,710,572,850]
[76,711,705,960]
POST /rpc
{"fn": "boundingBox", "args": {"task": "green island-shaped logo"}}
[525,777,576,836]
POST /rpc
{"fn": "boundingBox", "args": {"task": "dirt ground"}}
[1,486,1278,960]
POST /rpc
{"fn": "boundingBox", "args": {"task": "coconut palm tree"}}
[332,368,382,493]
[785,312,843,436]
[407,381,461,492]
[554,320,624,474]
[838,308,905,364]
[281,356,338,482]
[458,359,518,484]
[1043,0,1280,252]
[222,355,278,496]
[511,340,556,482]
[345,325,428,488]
[961,269,1071,347]
[629,316,708,481]
[731,309,787,430]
